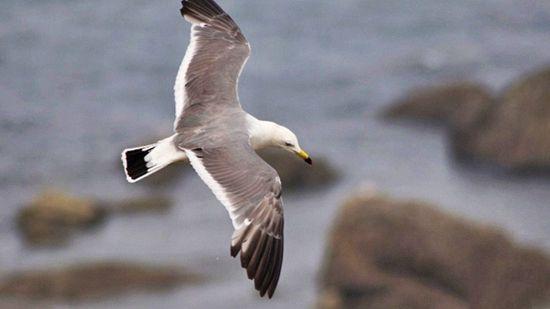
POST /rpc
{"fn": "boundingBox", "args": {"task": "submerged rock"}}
[258,149,339,192]
[0,262,200,301]
[318,190,550,309]
[383,82,493,125]
[17,190,173,247]
[17,190,106,246]
[451,67,550,171]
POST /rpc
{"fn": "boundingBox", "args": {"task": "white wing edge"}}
[185,150,243,229]
[173,25,205,129]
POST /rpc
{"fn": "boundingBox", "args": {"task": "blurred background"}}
[1,0,549,308]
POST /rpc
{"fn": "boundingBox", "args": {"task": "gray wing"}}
[174,0,251,129]
[184,142,284,298]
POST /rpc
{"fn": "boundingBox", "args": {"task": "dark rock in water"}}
[318,189,550,309]
[450,67,550,171]
[382,68,550,173]
[258,149,339,192]
[17,190,106,246]
[383,82,494,125]
[0,262,200,301]
[17,190,173,246]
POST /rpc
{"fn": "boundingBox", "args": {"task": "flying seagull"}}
[121,0,312,298]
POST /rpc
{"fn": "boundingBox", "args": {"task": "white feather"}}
[144,135,187,167]
[174,25,202,129]
[185,150,242,229]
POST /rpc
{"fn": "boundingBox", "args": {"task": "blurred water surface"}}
[1,0,549,308]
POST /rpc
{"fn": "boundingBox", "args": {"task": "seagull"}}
[121,0,312,298]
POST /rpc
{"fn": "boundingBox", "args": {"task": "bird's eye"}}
[284,142,293,147]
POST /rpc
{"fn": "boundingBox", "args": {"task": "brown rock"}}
[318,190,550,309]
[17,190,106,246]
[0,262,200,301]
[383,82,494,124]
[17,190,173,247]
[451,67,550,171]
[258,149,338,192]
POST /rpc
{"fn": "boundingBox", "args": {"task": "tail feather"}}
[121,135,187,183]
[122,145,155,182]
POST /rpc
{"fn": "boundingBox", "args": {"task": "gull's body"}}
[121,0,311,298]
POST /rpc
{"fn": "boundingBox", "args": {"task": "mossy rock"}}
[17,190,173,247]
[0,261,200,301]
[17,190,106,246]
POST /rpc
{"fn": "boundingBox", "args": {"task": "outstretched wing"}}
[175,0,251,129]
[185,143,284,298]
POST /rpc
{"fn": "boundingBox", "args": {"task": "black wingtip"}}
[180,0,225,20]
[230,245,239,258]
[180,0,192,18]
[179,0,247,42]
[230,228,283,299]
[180,2,186,17]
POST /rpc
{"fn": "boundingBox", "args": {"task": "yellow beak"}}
[297,150,312,165]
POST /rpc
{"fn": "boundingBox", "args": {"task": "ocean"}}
[1,0,549,308]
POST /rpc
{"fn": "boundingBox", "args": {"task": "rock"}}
[318,191,550,309]
[17,190,106,246]
[451,67,550,171]
[383,82,494,124]
[17,190,173,246]
[258,149,339,192]
[0,261,200,301]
